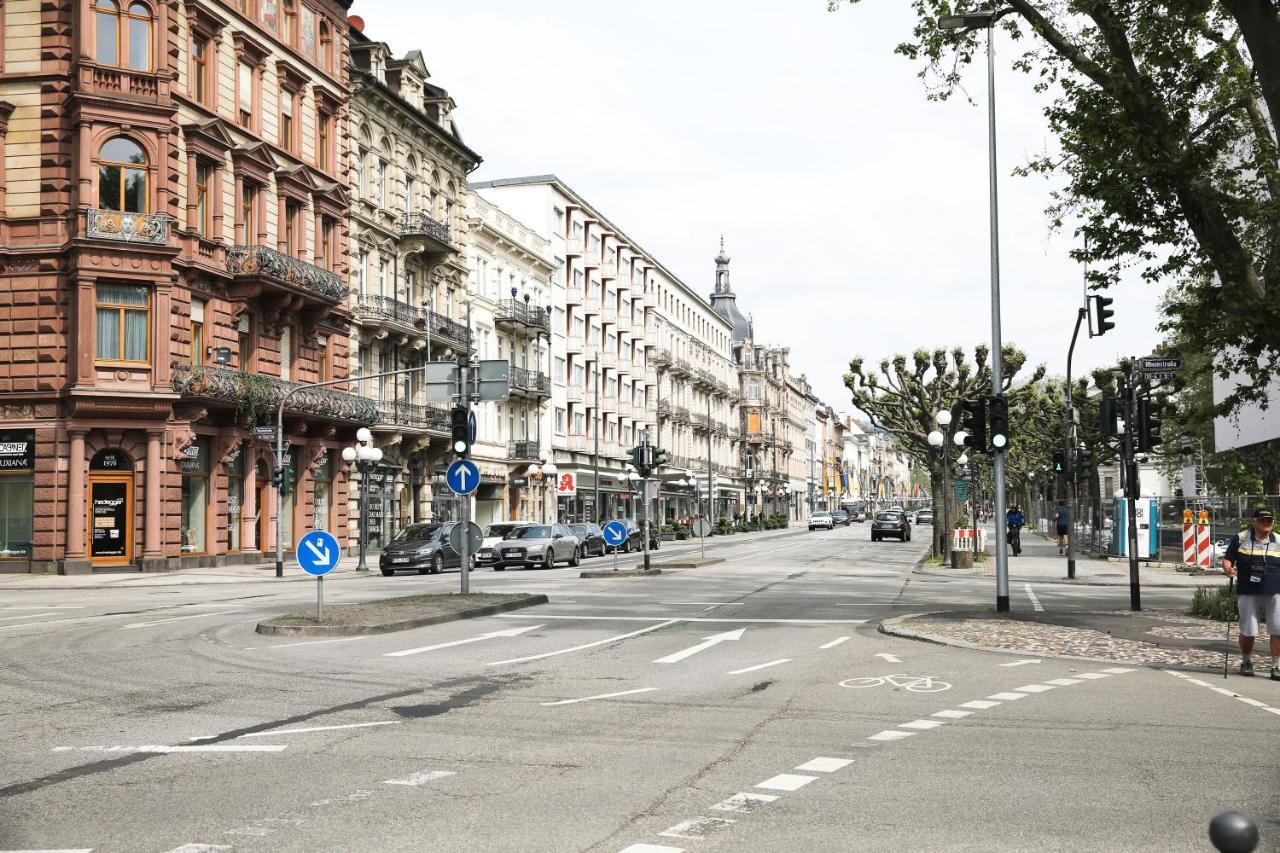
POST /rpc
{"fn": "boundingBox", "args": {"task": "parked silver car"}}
[495,524,582,569]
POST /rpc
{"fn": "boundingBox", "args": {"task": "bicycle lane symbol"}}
[839,674,952,693]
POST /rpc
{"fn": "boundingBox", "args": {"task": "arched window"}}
[98,137,147,213]
[319,21,333,72]
[94,0,152,70]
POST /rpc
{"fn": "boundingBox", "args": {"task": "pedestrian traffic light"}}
[1090,294,1115,337]
[1099,397,1118,437]
[987,395,1009,451]
[960,398,987,450]
[1052,451,1065,475]
[450,405,470,458]
[1075,446,1094,481]
[1136,396,1163,453]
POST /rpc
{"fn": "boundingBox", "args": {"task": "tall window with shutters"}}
[190,300,205,366]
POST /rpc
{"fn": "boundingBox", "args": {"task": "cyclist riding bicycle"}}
[1006,505,1025,556]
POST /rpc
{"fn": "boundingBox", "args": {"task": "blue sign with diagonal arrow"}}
[297,529,340,576]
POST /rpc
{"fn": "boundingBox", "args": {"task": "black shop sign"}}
[0,430,35,472]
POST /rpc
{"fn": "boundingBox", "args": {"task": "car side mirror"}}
[553,533,563,539]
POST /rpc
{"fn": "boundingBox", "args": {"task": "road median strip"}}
[254,592,549,637]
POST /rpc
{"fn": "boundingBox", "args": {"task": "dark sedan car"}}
[607,519,660,553]
[871,511,912,542]
[379,523,467,575]
[832,510,851,526]
[569,523,606,557]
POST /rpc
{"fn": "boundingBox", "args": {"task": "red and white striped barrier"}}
[950,529,987,553]
[1196,511,1213,569]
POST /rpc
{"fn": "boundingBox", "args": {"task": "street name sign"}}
[449,521,484,555]
[446,459,480,496]
[297,530,339,577]
[251,425,277,440]
[1140,357,1182,372]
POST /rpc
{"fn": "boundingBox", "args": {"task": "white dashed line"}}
[867,730,913,742]
[710,792,777,813]
[755,773,819,791]
[163,845,233,852]
[381,770,456,787]
[1014,684,1056,693]
[1044,678,1082,686]
[819,636,850,649]
[727,659,791,675]
[238,721,399,738]
[1024,584,1044,612]
[541,687,659,706]
[618,845,684,853]
[1074,672,1110,680]
[0,612,64,622]
[959,700,1001,710]
[987,692,1029,701]
[1100,667,1135,674]
[795,757,852,772]
[1237,697,1267,707]
[1165,669,1280,719]
[931,709,973,719]
[658,817,735,840]
[898,719,946,731]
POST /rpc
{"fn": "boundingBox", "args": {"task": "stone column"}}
[63,428,90,574]
[143,429,164,566]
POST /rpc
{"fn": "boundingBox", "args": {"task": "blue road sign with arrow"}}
[446,459,480,496]
[297,529,340,576]
[602,520,628,547]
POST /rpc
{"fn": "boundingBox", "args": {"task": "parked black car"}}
[832,510,851,527]
[569,523,606,557]
[607,519,660,553]
[871,511,912,542]
[379,523,468,575]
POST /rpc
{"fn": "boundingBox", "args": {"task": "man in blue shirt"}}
[1006,506,1025,557]
[1054,500,1070,555]
[1222,508,1280,679]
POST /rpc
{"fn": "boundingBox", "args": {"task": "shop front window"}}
[180,437,210,553]
[313,451,331,531]
[225,444,244,553]
[0,430,35,559]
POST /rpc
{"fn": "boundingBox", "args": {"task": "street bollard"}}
[1209,811,1259,853]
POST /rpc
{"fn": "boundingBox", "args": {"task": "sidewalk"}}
[916,525,1227,588]
[0,523,811,589]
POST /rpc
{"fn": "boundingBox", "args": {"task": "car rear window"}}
[812,512,831,517]
[875,512,900,522]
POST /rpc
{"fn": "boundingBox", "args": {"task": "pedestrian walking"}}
[1054,499,1070,555]
[1221,508,1280,679]
[1006,505,1024,557]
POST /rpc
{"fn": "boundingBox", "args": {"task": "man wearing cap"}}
[1222,508,1280,679]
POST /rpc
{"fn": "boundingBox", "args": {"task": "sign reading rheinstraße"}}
[1140,357,1182,372]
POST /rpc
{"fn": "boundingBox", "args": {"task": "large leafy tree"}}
[845,345,1044,555]
[833,0,1280,412]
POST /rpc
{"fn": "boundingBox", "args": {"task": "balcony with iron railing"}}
[353,293,425,337]
[84,208,170,246]
[657,400,672,420]
[691,412,710,431]
[172,364,376,424]
[227,244,346,307]
[509,440,541,460]
[424,309,471,350]
[372,400,449,434]
[672,405,690,424]
[399,211,452,254]
[495,299,551,336]
[509,365,551,398]
[652,349,673,367]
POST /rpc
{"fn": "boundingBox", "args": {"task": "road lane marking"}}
[659,817,735,840]
[247,636,370,650]
[493,615,868,624]
[385,624,544,658]
[1073,672,1110,680]
[1165,670,1280,718]
[541,688,659,706]
[163,845,233,852]
[998,659,1042,667]
[710,792,777,813]
[818,636,850,649]
[867,730,913,742]
[487,620,678,666]
[755,773,818,791]
[0,849,96,852]
[121,611,239,629]
[1044,678,1082,686]
[931,709,972,719]
[898,719,946,730]
[958,700,1001,710]
[0,605,86,609]
[1013,684,1056,693]
[874,653,902,663]
[0,616,95,631]
[987,692,1029,701]
[618,845,684,853]
[653,628,745,664]
[1024,584,1044,612]
[727,659,791,675]
[659,602,743,606]
[238,722,399,738]
[0,612,63,622]
[1100,667,1135,674]
[1237,696,1267,707]
[52,744,287,753]
[381,770,456,787]
[795,757,852,772]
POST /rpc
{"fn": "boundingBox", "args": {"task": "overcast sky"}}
[357,0,1165,412]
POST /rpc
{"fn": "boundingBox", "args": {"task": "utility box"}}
[1112,498,1159,558]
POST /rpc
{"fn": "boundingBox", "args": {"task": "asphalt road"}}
[1,524,1275,852]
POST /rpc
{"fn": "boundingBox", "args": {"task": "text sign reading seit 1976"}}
[1139,357,1182,372]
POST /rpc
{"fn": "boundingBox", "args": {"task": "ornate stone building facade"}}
[344,24,480,545]
[0,0,367,572]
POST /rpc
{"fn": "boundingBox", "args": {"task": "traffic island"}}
[255,592,548,636]
[879,608,1261,669]
[580,568,662,578]
[642,557,725,569]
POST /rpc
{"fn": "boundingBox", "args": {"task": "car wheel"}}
[380,568,394,576]
[431,553,444,575]
[622,539,632,554]
[905,531,911,542]
[569,547,581,567]
[871,534,879,542]
[544,551,554,570]
[494,565,505,571]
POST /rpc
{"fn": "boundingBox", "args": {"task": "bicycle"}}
[1007,525,1022,556]
[839,674,952,693]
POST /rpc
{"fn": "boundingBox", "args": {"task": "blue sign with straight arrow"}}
[446,459,480,496]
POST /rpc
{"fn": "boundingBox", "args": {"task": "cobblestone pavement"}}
[883,608,1272,670]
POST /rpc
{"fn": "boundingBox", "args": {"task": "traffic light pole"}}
[1121,368,1141,611]
[456,357,472,596]
[641,429,652,572]
[1064,306,1086,580]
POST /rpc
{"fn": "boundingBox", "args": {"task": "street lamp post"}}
[939,6,1014,610]
[928,412,952,567]
[341,427,382,573]
[526,456,559,524]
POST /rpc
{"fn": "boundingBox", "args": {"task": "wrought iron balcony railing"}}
[510,366,551,396]
[355,294,425,329]
[172,364,376,423]
[509,440,541,460]
[400,211,452,247]
[425,309,470,349]
[85,208,169,245]
[496,299,551,334]
[227,245,346,304]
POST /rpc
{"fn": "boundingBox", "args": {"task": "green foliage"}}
[236,371,277,429]
[832,0,1280,415]
[1190,584,1239,622]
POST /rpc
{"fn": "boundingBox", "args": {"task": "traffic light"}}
[987,395,1009,451]
[271,466,291,497]
[628,445,649,477]
[450,405,470,458]
[1052,451,1066,475]
[1090,294,1115,336]
[1075,446,1094,482]
[1136,396,1163,453]
[1099,397,1118,436]
[960,398,987,450]
[652,447,669,470]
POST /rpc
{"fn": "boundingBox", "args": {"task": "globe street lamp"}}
[342,427,382,572]
[526,459,559,523]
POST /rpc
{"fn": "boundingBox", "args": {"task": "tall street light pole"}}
[939,6,1013,611]
[341,428,381,573]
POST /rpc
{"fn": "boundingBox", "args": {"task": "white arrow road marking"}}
[385,624,544,658]
[998,659,1042,667]
[652,628,746,664]
[819,636,850,649]
[874,653,902,663]
[382,770,456,787]
[237,721,399,738]
[541,687,658,706]
[122,611,239,629]
[304,539,330,565]
[487,620,678,666]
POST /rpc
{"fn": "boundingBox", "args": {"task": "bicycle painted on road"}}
[839,674,952,693]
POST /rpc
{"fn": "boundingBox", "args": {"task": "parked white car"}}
[808,511,835,531]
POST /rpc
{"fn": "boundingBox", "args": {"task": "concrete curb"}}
[579,569,661,578]
[911,564,1226,589]
[643,557,725,569]
[877,612,1219,673]
[254,593,549,636]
